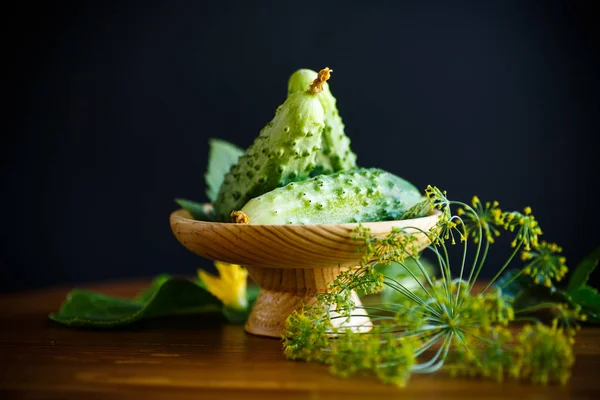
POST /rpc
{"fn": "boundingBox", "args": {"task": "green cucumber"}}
[239,168,423,225]
[214,70,332,221]
[288,69,357,175]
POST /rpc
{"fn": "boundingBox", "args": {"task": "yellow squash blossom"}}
[198,262,248,310]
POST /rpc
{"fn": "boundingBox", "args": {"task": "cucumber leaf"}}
[49,275,259,328]
[175,198,216,221]
[569,285,600,323]
[498,246,600,325]
[205,138,244,203]
[494,269,531,300]
[566,246,600,293]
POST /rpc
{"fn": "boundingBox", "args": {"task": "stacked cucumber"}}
[186,68,428,225]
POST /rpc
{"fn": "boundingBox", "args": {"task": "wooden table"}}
[1,281,599,400]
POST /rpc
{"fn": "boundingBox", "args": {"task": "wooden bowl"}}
[170,206,440,338]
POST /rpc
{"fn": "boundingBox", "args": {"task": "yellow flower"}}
[457,196,503,244]
[520,241,568,286]
[513,322,574,385]
[198,262,248,310]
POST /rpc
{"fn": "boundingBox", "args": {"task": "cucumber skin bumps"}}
[287,69,357,176]
[214,69,332,221]
[238,168,423,225]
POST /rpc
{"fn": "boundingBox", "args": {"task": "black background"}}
[3,0,599,292]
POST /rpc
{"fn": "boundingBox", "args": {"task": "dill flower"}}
[457,196,503,244]
[373,228,420,265]
[393,297,428,332]
[475,327,515,382]
[425,185,460,244]
[447,327,515,382]
[282,190,576,388]
[553,304,586,341]
[425,185,451,213]
[500,207,543,250]
[328,329,417,387]
[513,322,574,385]
[197,261,248,310]
[445,335,479,378]
[329,329,382,378]
[521,241,568,287]
[373,334,417,387]
[354,225,420,267]
[482,288,515,326]
[283,308,329,362]
[456,291,496,333]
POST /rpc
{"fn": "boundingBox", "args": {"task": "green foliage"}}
[282,186,584,387]
[514,322,574,385]
[566,246,600,292]
[497,246,600,324]
[569,286,600,323]
[174,198,216,221]
[50,275,259,327]
[205,138,245,203]
[174,138,243,221]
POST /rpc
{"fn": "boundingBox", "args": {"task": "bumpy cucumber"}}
[288,69,357,175]
[239,168,423,225]
[214,71,330,221]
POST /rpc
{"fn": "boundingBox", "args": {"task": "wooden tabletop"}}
[1,281,599,400]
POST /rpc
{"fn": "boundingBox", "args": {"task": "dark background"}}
[3,0,599,292]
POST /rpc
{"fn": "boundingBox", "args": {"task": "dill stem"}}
[390,259,434,300]
[468,239,490,292]
[515,302,559,314]
[412,332,453,373]
[498,268,525,289]
[414,331,445,356]
[399,225,452,305]
[479,238,524,294]
[455,221,469,306]
[451,201,484,287]
[512,316,540,323]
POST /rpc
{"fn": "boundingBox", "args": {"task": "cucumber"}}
[214,69,331,221]
[288,69,357,176]
[238,168,423,225]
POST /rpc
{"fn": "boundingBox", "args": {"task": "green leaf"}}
[205,138,245,203]
[494,269,531,299]
[135,273,172,303]
[246,285,260,305]
[399,198,433,220]
[569,285,600,323]
[511,285,569,312]
[49,278,223,328]
[175,198,217,221]
[566,246,600,293]
[509,284,600,324]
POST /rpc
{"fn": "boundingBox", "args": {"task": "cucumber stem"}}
[231,210,250,224]
[309,67,332,94]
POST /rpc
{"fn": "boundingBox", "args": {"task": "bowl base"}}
[244,288,372,338]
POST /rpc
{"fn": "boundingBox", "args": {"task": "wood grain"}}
[170,208,440,337]
[169,208,440,269]
[1,280,599,400]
